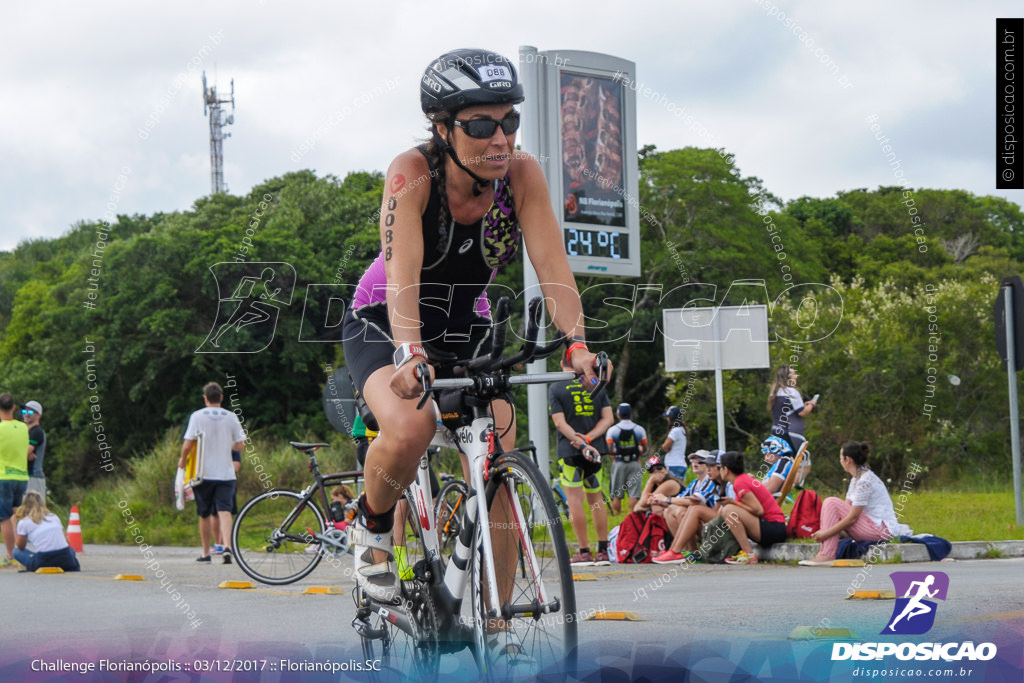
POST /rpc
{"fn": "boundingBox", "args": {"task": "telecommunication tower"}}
[202,71,235,194]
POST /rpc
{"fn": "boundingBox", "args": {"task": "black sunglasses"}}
[453,111,520,139]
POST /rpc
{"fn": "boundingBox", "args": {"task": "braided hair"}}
[425,114,452,236]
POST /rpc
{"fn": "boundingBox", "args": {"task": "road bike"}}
[351,297,608,681]
[231,446,363,585]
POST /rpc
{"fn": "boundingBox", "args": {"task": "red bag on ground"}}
[616,511,671,563]
[786,489,822,538]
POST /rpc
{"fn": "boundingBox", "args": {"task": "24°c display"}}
[564,227,629,259]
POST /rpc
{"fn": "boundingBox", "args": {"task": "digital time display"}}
[563,227,629,260]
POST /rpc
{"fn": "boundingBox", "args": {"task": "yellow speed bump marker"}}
[218,580,254,589]
[585,610,643,621]
[789,626,859,640]
[114,574,145,581]
[572,573,597,581]
[832,559,866,567]
[36,567,64,574]
[302,586,345,595]
[846,590,896,600]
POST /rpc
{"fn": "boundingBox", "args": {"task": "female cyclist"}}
[342,49,608,605]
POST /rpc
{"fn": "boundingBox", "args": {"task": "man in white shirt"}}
[179,382,245,564]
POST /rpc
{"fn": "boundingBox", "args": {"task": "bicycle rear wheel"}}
[473,449,577,679]
[231,489,326,585]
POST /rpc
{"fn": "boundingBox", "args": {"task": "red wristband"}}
[564,341,588,366]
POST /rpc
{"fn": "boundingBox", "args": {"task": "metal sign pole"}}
[712,310,726,452]
[520,46,551,480]
[1005,285,1024,526]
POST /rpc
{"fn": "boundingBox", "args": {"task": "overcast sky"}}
[1,1,1019,252]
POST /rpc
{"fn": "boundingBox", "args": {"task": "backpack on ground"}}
[614,512,671,563]
[613,427,641,463]
[698,515,742,564]
[786,489,822,538]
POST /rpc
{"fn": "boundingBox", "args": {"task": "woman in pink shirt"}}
[717,451,787,564]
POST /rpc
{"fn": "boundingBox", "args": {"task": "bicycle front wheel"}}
[231,489,327,585]
[474,449,578,679]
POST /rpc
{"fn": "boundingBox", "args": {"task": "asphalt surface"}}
[2,545,1022,681]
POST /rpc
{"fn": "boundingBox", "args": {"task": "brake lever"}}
[415,360,433,410]
[588,351,610,396]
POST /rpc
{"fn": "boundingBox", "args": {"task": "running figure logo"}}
[196,262,296,353]
[882,571,949,635]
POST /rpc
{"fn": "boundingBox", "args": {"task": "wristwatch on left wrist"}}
[393,343,427,369]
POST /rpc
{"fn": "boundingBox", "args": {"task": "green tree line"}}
[1,148,1021,498]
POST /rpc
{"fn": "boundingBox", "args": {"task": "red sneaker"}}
[652,550,689,564]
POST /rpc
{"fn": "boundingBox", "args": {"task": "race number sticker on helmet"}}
[479,65,512,83]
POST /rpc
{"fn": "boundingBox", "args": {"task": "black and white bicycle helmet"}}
[421,48,525,115]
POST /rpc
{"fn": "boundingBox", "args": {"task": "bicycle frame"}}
[359,371,577,646]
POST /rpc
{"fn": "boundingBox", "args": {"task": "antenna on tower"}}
[202,71,235,195]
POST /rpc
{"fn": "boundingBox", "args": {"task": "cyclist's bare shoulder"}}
[383,149,434,206]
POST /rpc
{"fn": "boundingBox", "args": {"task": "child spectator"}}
[14,491,80,572]
[330,484,358,530]
[760,436,794,496]
[718,451,788,564]
[799,441,909,566]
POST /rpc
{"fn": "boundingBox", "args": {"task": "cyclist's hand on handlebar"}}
[390,358,434,400]
[570,349,613,392]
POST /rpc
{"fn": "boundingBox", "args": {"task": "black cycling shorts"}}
[341,302,492,395]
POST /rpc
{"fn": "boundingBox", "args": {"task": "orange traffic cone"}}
[66,506,84,553]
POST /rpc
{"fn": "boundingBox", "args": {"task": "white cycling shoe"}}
[350,522,402,605]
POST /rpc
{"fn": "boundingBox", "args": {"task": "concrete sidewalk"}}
[757,539,1024,563]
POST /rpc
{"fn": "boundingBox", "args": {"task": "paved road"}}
[2,545,1022,681]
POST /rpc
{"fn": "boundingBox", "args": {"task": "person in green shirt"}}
[0,393,30,568]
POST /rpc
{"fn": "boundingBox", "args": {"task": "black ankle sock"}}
[578,547,590,556]
[357,494,396,533]
[598,541,608,554]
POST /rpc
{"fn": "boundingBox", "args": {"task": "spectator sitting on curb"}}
[718,451,788,565]
[14,491,80,572]
[652,451,727,564]
[605,402,648,515]
[799,441,911,567]
[652,450,718,527]
[634,456,683,514]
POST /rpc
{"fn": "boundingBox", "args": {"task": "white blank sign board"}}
[663,306,770,372]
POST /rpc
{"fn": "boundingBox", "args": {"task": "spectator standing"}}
[23,401,47,501]
[178,382,245,564]
[660,406,688,479]
[768,365,815,454]
[14,491,79,572]
[0,393,29,568]
[549,357,614,566]
[605,403,648,515]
